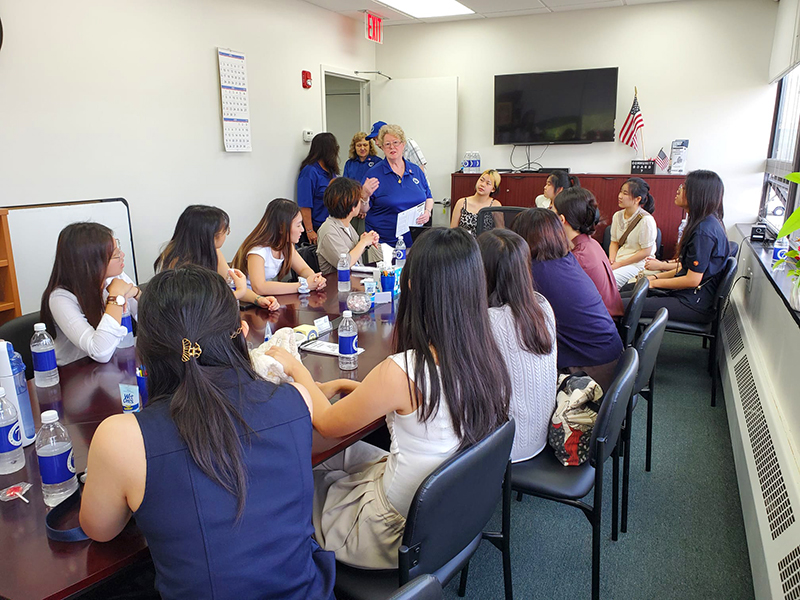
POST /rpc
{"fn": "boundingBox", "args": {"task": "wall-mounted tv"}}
[494,67,619,145]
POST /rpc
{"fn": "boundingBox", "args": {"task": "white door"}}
[370,76,458,227]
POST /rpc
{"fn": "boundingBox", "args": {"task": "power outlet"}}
[746,267,753,293]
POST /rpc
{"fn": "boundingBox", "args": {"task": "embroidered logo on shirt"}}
[412,178,420,185]
[693,260,699,266]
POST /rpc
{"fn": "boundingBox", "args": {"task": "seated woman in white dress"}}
[478,229,558,462]
[609,177,658,289]
[40,223,139,365]
[267,227,511,569]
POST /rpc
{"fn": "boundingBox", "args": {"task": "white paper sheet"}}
[300,340,365,357]
[395,202,425,239]
[218,48,252,152]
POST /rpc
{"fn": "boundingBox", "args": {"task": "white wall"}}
[376,0,778,229]
[0,0,376,279]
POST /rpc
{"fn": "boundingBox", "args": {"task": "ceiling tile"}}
[482,8,552,17]
[461,0,546,10]
[543,0,621,6]
[339,8,417,23]
[547,0,624,10]
[624,0,681,4]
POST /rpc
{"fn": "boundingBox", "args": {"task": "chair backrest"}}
[618,277,649,347]
[655,227,663,260]
[475,207,525,236]
[291,243,320,281]
[601,226,611,256]
[714,256,739,315]
[400,420,515,583]
[0,312,41,380]
[589,347,639,467]
[634,308,668,394]
[387,575,444,600]
[728,240,739,258]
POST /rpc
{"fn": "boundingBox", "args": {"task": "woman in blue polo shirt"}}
[638,170,730,323]
[298,132,339,244]
[360,124,433,247]
[343,132,381,183]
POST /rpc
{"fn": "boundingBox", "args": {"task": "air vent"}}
[779,545,800,599]
[723,306,744,359]
[734,355,795,539]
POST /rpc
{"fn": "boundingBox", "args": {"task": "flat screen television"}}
[494,67,619,145]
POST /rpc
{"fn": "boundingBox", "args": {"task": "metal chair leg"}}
[612,444,619,542]
[592,461,603,600]
[645,378,654,473]
[621,403,633,533]
[710,337,718,407]
[458,562,470,597]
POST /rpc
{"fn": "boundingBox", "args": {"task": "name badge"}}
[314,315,332,333]
[412,178,420,185]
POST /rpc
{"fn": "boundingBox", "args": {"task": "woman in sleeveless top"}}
[268,228,511,569]
[80,265,335,600]
[450,169,502,235]
[609,177,658,289]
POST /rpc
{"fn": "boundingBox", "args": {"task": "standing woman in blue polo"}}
[297,132,339,244]
[343,132,381,183]
[360,124,433,247]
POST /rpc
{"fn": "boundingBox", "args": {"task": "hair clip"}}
[230,326,243,339]
[181,338,202,362]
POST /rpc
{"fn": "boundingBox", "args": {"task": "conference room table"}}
[0,274,394,600]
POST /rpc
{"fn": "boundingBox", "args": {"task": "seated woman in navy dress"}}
[79,265,335,600]
[511,208,623,391]
[360,124,433,248]
[638,170,730,323]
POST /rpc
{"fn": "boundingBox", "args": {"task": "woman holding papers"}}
[359,123,433,248]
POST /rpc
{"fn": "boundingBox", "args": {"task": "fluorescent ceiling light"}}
[373,0,474,18]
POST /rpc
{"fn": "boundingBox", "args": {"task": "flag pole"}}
[636,86,646,158]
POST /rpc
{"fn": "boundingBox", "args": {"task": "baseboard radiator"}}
[720,302,800,599]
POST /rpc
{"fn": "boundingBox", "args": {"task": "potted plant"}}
[773,173,800,310]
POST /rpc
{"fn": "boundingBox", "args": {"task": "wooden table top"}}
[0,274,392,600]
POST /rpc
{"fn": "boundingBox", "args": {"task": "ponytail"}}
[554,187,601,236]
[625,177,655,214]
[548,170,579,192]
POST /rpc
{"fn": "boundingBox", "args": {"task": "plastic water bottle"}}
[0,341,35,446]
[338,310,358,371]
[31,323,60,387]
[338,253,351,292]
[394,237,406,268]
[474,151,482,173]
[461,152,470,173]
[465,151,473,173]
[36,410,78,507]
[118,309,135,349]
[0,388,25,475]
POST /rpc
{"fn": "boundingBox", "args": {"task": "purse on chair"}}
[548,372,603,466]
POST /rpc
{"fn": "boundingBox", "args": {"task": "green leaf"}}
[774,259,786,269]
[788,249,800,259]
[777,206,800,238]
[786,172,800,184]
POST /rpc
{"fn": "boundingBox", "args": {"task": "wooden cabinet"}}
[0,209,22,326]
[451,172,686,258]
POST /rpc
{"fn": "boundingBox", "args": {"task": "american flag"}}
[655,148,669,171]
[619,93,644,150]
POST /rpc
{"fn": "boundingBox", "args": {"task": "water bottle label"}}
[0,421,22,453]
[394,248,406,262]
[339,334,358,356]
[338,269,350,282]
[121,313,133,334]
[32,349,57,372]
[38,447,75,485]
[120,384,141,412]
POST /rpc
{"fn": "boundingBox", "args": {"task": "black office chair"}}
[641,256,738,407]
[620,308,668,534]
[290,243,320,281]
[602,227,662,260]
[618,277,649,348]
[386,575,443,600]
[510,348,639,600]
[334,420,515,600]
[475,207,526,236]
[0,311,41,380]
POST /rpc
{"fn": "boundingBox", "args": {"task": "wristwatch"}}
[106,295,126,307]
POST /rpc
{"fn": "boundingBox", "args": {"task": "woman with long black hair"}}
[298,132,340,243]
[478,229,557,462]
[267,227,511,569]
[79,265,335,600]
[154,205,278,309]
[639,170,730,323]
[41,222,139,365]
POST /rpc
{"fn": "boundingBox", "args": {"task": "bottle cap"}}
[340,253,347,257]
[41,410,59,424]
[34,323,46,332]
[342,310,352,318]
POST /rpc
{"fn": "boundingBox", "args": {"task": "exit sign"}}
[365,12,383,44]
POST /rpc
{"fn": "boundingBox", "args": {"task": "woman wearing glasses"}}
[360,124,434,248]
[40,223,140,365]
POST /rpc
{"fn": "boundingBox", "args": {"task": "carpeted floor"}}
[442,332,754,600]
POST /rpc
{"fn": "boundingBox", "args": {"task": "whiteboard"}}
[6,198,137,314]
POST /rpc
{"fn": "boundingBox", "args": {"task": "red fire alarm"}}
[302,70,312,89]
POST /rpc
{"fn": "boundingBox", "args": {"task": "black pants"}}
[622,291,711,324]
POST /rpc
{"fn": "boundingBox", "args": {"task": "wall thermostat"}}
[302,129,314,143]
